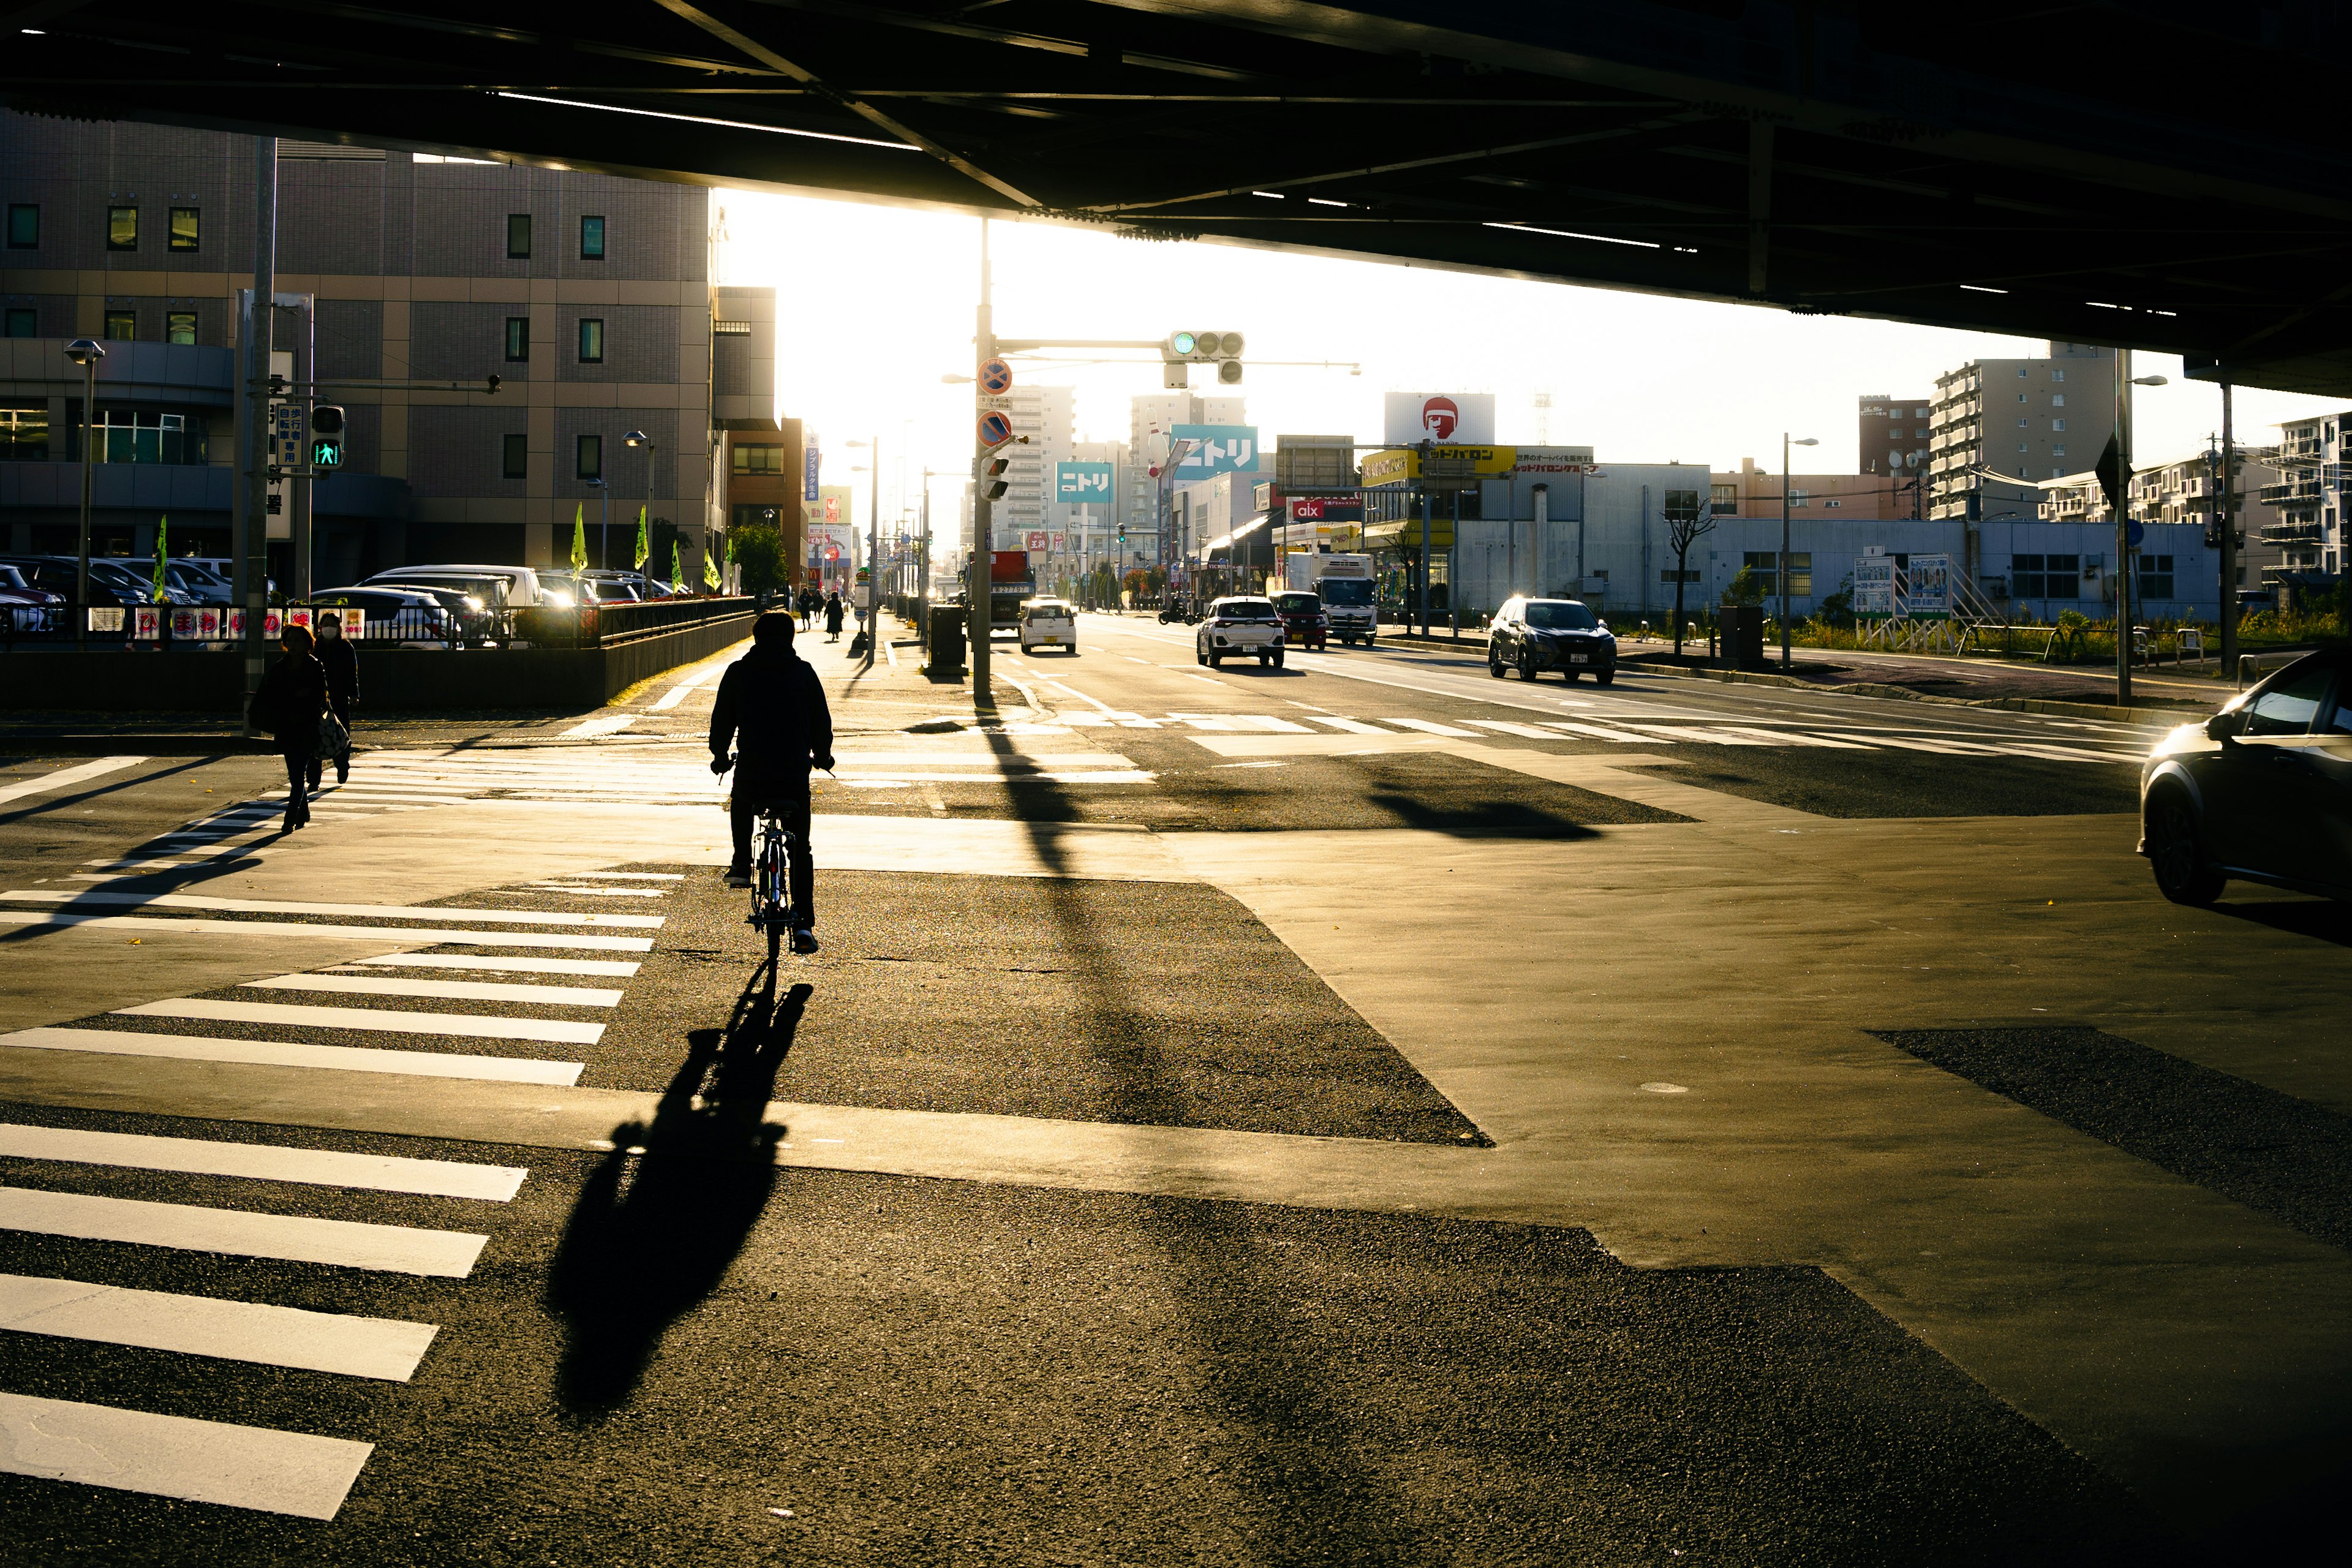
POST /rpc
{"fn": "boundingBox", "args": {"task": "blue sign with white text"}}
[1055,461,1114,502]
[1172,424,1259,478]
[804,444,821,503]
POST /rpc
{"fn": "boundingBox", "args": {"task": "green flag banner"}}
[570,505,588,573]
[671,539,684,591]
[633,507,649,571]
[152,515,168,599]
[703,545,720,590]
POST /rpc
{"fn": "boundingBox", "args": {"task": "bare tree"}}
[1663,488,1712,657]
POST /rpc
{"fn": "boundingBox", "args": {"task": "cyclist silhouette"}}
[709,611,832,954]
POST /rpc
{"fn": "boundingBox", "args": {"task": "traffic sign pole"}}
[968,221,993,699]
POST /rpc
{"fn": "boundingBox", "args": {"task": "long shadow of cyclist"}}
[545,954,808,1414]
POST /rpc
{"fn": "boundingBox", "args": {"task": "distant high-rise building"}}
[1858,393,1930,508]
[1928,343,2116,524]
[992,383,1072,548]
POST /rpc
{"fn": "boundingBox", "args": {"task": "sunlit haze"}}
[717,189,2346,531]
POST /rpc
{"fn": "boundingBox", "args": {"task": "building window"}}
[166,311,197,345]
[1788,489,1808,507]
[2011,554,2079,599]
[2139,554,2175,598]
[2052,419,2067,431]
[504,317,529,362]
[731,443,785,475]
[576,433,601,480]
[2018,419,2029,428]
[94,408,207,465]
[503,433,528,480]
[103,309,135,341]
[2051,394,2066,408]
[1709,483,1736,515]
[2051,370,2065,382]
[1823,499,1842,508]
[733,503,781,529]
[579,216,605,259]
[107,205,137,251]
[1,405,48,461]
[577,318,603,363]
[507,213,532,259]
[2052,445,2066,459]
[3,307,34,337]
[168,206,199,252]
[1741,551,1811,595]
[5,204,36,249]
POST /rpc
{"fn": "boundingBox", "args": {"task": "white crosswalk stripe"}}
[0,1392,374,1519]
[0,1186,487,1276]
[0,1274,439,1382]
[0,910,656,950]
[334,952,639,977]
[112,997,608,1046]
[1380,717,1480,737]
[245,972,622,1008]
[0,1123,526,1199]
[0,1026,583,1085]
[0,889,662,927]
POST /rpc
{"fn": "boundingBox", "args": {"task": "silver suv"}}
[1196,596,1286,669]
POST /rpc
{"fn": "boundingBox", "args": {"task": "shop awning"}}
[1196,514,1268,559]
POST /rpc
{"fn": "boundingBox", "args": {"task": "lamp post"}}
[2113,367,2168,702]
[64,339,105,640]
[622,430,654,593]
[846,436,880,666]
[1781,433,1818,669]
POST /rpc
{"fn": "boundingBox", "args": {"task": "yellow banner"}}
[1360,446,1518,485]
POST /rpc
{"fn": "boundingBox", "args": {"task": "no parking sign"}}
[977,410,1015,448]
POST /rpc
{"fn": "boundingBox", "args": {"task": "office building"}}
[706,284,801,576]
[1,113,715,581]
[1928,342,2116,524]
[1858,393,1930,489]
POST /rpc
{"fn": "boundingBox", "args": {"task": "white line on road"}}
[0,757,148,809]
[0,1186,488,1276]
[0,1392,374,1519]
[246,973,622,1008]
[0,910,654,951]
[560,715,638,738]
[1301,716,1392,734]
[1463,718,1564,739]
[0,1123,526,1200]
[552,872,684,881]
[1382,717,1480,737]
[338,953,639,977]
[650,659,733,711]
[0,1027,583,1085]
[112,998,607,1046]
[508,884,670,897]
[0,1273,440,1382]
[1545,722,1675,742]
[0,889,662,928]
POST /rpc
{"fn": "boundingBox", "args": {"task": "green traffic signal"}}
[311,438,343,468]
[1171,331,1196,355]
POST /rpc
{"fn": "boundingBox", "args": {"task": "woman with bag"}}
[250,622,330,833]
[309,610,360,789]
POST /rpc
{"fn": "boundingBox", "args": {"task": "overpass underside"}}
[9,1,2351,396]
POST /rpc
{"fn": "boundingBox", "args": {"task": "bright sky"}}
[717,189,2345,529]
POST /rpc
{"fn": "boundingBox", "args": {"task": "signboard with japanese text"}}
[1360,447,1517,486]
[1289,496,1364,523]
[1853,556,1896,617]
[88,607,124,633]
[1382,392,1496,445]
[1171,424,1259,478]
[1055,461,1114,502]
[806,524,855,564]
[1026,531,1049,551]
[1907,553,1951,619]
[133,607,160,640]
[804,443,821,503]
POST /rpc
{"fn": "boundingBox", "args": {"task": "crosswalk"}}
[0,870,681,1520]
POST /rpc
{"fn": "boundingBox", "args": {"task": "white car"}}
[1019,597,1077,654]
[1196,596,1286,669]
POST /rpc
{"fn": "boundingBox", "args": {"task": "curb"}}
[1636,662,2207,728]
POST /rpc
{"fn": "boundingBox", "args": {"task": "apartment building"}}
[1708,456,1915,518]
[990,382,1072,550]
[2258,411,2350,590]
[1928,342,2116,524]
[1858,393,1931,488]
[0,113,714,582]
[707,284,801,576]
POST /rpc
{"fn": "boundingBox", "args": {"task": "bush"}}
[730,523,785,597]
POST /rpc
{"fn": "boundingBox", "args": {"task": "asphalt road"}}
[0,619,2341,1561]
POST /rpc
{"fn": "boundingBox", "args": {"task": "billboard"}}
[805,524,856,564]
[1908,553,1951,619]
[1383,392,1496,445]
[1289,496,1364,523]
[1055,461,1114,502]
[1171,424,1259,478]
[1360,447,1517,486]
[1853,556,1896,617]
[803,442,821,502]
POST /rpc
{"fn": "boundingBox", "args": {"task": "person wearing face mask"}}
[309,609,360,788]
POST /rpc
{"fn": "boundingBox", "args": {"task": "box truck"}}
[1282,552,1377,646]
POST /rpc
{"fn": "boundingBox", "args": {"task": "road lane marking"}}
[1382,717,1479,737]
[0,1186,488,1276]
[0,1273,440,1382]
[0,890,662,927]
[507,884,670,897]
[112,998,606,1046]
[244,973,624,1008]
[560,715,638,737]
[556,871,684,880]
[0,757,149,808]
[0,911,654,951]
[1711,726,1878,749]
[1619,725,1776,745]
[1301,716,1392,734]
[0,1027,582,1085]
[0,1123,526,1200]
[337,953,639,977]
[650,660,731,710]
[0,1392,375,1519]
[1463,718,1564,739]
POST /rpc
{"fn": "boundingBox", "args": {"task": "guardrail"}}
[2237,649,2310,687]
[1,594,754,652]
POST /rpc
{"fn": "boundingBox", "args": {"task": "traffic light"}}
[984,455,1009,502]
[1163,330,1244,386]
[309,404,345,469]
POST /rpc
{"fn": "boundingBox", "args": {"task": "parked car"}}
[0,564,64,631]
[0,554,183,608]
[1196,596,1286,669]
[358,571,511,642]
[304,586,461,644]
[1268,589,1329,651]
[368,563,547,606]
[2141,647,2352,905]
[164,559,233,604]
[1488,596,1616,685]
[1019,597,1077,654]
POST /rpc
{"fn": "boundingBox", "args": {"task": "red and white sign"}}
[823,496,841,523]
[1382,391,1496,445]
[1025,531,1049,551]
[1050,532,1066,551]
[1287,496,1364,523]
[133,607,161,641]
[978,410,1016,448]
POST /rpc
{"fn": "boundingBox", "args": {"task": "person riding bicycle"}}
[709,611,833,954]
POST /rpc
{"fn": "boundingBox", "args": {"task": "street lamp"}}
[64,339,105,638]
[845,436,880,666]
[622,431,654,592]
[2113,369,2169,701]
[1781,434,1818,669]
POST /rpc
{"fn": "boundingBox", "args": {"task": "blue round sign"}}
[979,358,1014,394]
[977,410,1015,448]
[2126,518,2146,548]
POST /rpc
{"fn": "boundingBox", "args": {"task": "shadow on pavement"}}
[545,957,806,1414]
[1365,788,1602,840]
[2214,894,2352,948]
[0,754,220,831]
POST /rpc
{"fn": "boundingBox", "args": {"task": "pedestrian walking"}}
[249,622,328,833]
[823,590,845,641]
[310,609,360,788]
[799,585,818,630]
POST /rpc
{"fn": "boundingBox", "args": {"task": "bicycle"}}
[745,801,799,963]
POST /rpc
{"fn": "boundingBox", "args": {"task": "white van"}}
[369,563,548,607]
[1019,597,1077,654]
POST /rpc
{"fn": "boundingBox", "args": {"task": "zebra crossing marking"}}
[506,883,670,897]
[336,952,639,977]
[1302,716,1392,734]
[244,972,623,1008]
[0,1123,526,1200]
[1381,717,1480,737]
[0,1025,583,1085]
[0,757,149,808]
[0,910,656,950]
[0,889,663,928]
[0,1186,488,1276]
[1543,720,1665,743]
[0,1273,439,1383]
[1462,718,1564,739]
[0,1391,374,1520]
[111,998,607,1046]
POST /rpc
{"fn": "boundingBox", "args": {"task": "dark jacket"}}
[317,633,360,705]
[252,650,328,751]
[823,595,845,633]
[709,641,833,791]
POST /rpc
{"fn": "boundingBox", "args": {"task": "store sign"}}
[1359,447,1517,486]
[1513,447,1597,474]
[1854,556,1896,617]
[1382,392,1496,445]
[1055,461,1113,501]
[1026,531,1049,551]
[806,524,855,564]
[804,443,821,503]
[1171,424,1259,478]
[1908,553,1951,619]
[1289,496,1363,522]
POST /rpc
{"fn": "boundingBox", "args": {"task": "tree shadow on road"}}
[545,956,806,1414]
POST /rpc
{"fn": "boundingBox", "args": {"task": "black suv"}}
[2141,646,2351,905]
[1488,596,1616,684]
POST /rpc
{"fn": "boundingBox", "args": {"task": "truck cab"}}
[1284,552,1377,646]
[1267,590,1328,650]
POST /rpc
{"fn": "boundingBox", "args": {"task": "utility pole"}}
[968,220,993,703]
[866,431,880,669]
[2219,382,2238,680]
[238,135,276,729]
[1417,439,1431,637]
[2115,348,2132,704]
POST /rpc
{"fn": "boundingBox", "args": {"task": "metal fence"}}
[1,595,754,652]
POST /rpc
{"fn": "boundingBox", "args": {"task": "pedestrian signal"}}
[309,404,345,469]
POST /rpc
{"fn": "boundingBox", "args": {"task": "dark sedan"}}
[1488,595,1616,684]
[2141,647,2351,905]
